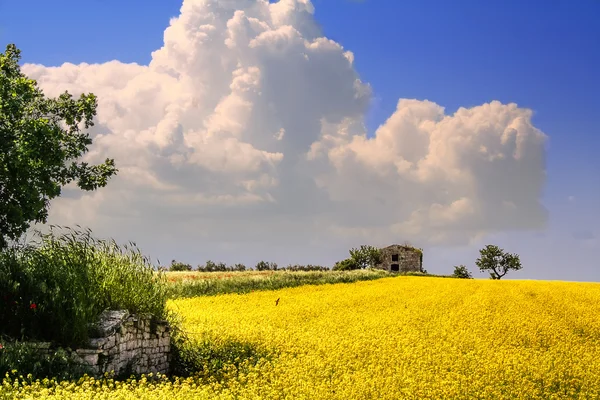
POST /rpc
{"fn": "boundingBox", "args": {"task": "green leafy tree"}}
[349,245,382,269]
[202,260,218,272]
[475,245,522,280]
[255,261,278,271]
[0,44,117,249]
[214,261,228,272]
[452,265,473,279]
[169,260,192,272]
[233,263,246,271]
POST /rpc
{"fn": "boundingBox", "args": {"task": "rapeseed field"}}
[4,277,600,399]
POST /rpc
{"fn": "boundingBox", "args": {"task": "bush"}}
[169,260,192,271]
[0,226,168,346]
[198,260,229,272]
[349,245,383,269]
[283,264,328,272]
[452,265,473,279]
[255,261,278,271]
[332,258,359,271]
[0,340,92,381]
[215,261,228,271]
[233,263,247,272]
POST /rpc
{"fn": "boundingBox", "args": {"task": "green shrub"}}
[0,340,92,381]
[195,262,247,272]
[0,226,168,346]
[349,245,383,269]
[452,265,473,279]
[232,263,247,271]
[199,260,229,272]
[169,260,192,271]
[255,261,278,271]
[333,258,359,271]
[283,264,328,272]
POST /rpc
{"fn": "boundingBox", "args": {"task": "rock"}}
[89,310,130,338]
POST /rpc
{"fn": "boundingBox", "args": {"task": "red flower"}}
[30,303,37,310]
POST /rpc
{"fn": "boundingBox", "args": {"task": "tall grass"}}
[0,226,168,346]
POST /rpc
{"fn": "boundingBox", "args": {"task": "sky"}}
[1,0,598,280]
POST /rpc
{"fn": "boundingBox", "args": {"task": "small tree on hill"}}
[475,245,522,280]
[0,44,117,249]
[170,260,192,271]
[332,258,359,271]
[233,263,246,271]
[255,261,278,271]
[452,265,473,279]
[349,245,382,269]
[202,260,219,272]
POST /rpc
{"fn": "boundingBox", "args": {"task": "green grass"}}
[164,269,450,298]
[0,226,169,347]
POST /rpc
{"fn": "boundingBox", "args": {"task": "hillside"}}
[5,276,599,399]
[168,277,600,399]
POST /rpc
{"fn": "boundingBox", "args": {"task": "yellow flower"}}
[4,277,600,399]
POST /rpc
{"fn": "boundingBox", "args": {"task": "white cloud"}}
[22,0,548,263]
[309,99,547,245]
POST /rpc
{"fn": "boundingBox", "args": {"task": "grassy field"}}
[5,276,600,399]
[165,270,283,282]
[164,268,411,298]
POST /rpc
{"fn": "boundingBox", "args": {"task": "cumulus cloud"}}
[22,0,548,261]
[309,99,547,244]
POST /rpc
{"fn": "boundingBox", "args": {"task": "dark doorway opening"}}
[391,264,399,272]
[391,254,399,262]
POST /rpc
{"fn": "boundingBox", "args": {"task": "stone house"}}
[375,244,423,273]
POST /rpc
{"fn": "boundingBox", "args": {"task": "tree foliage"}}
[475,244,522,280]
[334,245,382,271]
[452,265,473,279]
[170,260,193,272]
[0,44,117,249]
[332,258,359,271]
[349,245,382,269]
[255,261,278,271]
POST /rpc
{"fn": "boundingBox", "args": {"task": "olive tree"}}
[475,245,522,280]
[349,245,382,269]
[452,265,473,279]
[0,44,117,249]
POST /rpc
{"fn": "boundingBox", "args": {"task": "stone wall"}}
[375,244,423,273]
[81,310,171,376]
[32,310,171,377]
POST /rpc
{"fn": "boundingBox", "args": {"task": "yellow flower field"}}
[5,277,600,399]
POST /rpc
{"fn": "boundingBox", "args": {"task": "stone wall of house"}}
[32,310,170,377]
[376,244,423,273]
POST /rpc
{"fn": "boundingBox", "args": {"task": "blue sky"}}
[1,0,599,280]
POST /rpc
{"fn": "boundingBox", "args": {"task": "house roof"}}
[382,244,420,251]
